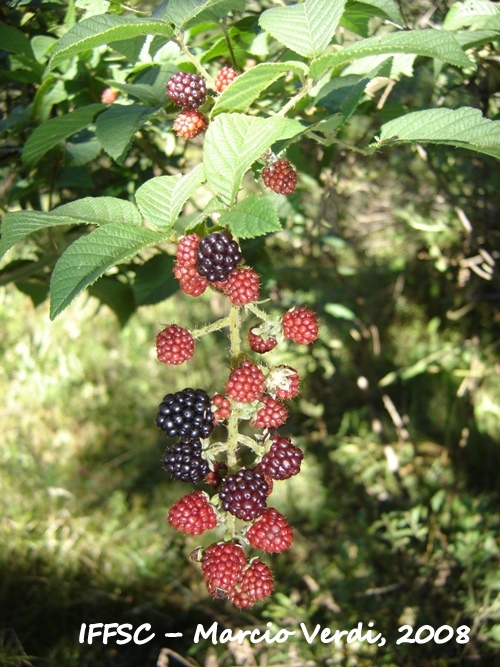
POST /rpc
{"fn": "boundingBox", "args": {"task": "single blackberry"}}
[248,326,278,354]
[168,490,218,535]
[214,66,238,92]
[218,467,269,521]
[232,559,274,602]
[282,307,318,344]
[246,508,293,553]
[253,396,288,429]
[220,268,260,305]
[202,541,247,599]
[156,325,194,365]
[262,158,297,195]
[162,437,209,483]
[167,72,207,109]
[258,434,303,480]
[173,109,208,139]
[225,361,265,403]
[156,388,214,439]
[195,231,242,283]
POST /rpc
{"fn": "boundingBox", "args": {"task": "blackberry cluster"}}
[167,72,207,109]
[162,437,209,483]
[196,232,242,283]
[156,388,214,439]
[219,467,269,521]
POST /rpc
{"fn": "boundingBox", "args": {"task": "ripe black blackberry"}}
[219,467,269,521]
[162,437,209,483]
[196,231,242,283]
[156,388,214,439]
[167,72,207,109]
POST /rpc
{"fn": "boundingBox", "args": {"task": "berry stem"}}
[174,33,214,83]
[245,302,275,323]
[277,78,312,117]
[226,409,239,470]
[229,303,242,361]
[190,316,231,339]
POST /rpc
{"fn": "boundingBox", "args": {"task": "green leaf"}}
[0,197,142,260]
[211,62,309,116]
[310,29,474,80]
[0,24,36,58]
[218,194,281,239]
[342,1,403,37]
[454,28,500,50]
[50,222,163,319]
[87,276,136,327]
[52,197,142,225]
[203,113,302,205]
[95,104,158,163]
[154,0,245,28]
[47,15,174,72]
[104,81,164,106]
[66,138,102,166]
[324,302,357,321]
[316,58,392,121]
[132,253,177,306]
[134,164,205,232]
[22,104,105,166]
[372,107,500,159]
[443,0,500,31]
[351,0,403,25]
[259,0,346,58]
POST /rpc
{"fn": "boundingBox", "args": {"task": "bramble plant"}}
[1,0,499,611]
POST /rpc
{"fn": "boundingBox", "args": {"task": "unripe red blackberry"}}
[219,268,260,305]
[162,437,210,484]
[262,159,297,195]
[167,72,207,109]
[156,388,214,439]
[258,434,303,480]
[282,307,318,344]
[101,87,117,104]
[246,508,293,553]
[174,234,209,297]
[248,326,278,354]
[214,66,238,92]
[225,361,265,403]
[156,325,194,365]
[231,559,274,605]
[173,109,208,139]
[253,396,288,429]
[168,490,218,535]
[201,541,247,599]
[196,231,242,283]
[218,467,269,521]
